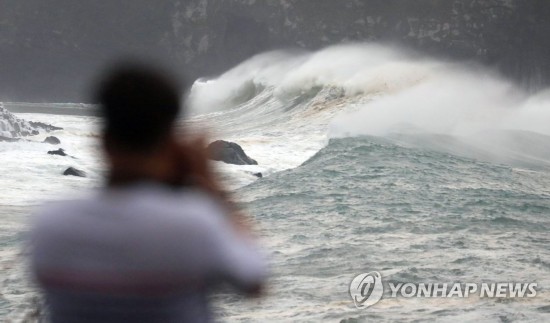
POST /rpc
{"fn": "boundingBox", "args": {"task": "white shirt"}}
[30,183,267,322]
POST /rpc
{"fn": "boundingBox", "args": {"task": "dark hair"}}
[95,63,183,153]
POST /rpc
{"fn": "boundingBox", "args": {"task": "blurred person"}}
[29,63,267,323]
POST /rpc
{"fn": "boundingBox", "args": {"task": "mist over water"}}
[188,44,412,114]
[328,56,550,137]
[190,43,550,136]
[190,44,550,136]
[189,44,550,171]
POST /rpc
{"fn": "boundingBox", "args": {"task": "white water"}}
[3,44,547,204]
[329,65,550,138]
[0,113,101,207]
[189,43,550,175]
[2,43,550,321]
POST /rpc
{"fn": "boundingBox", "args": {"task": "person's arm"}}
[197,199,268,295]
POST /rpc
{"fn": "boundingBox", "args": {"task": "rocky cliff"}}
[1,0,549,102]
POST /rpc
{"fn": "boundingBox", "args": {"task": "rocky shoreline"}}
[1,104,261,179]
[0,103,62,139]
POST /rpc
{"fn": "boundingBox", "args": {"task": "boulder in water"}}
[44,136,61,145]
[207,140,258,165]
[48,148,67,156]
[63,167,86,177]
[244,171,263,178]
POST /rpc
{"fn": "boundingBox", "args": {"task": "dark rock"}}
[44,136,61,145]
[63,167,86,177]
[245,171,263,178]
[48,148,67,156]
[207,140,258,165]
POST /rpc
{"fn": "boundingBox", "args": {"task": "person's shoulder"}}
[31,195,98,228]
[176,189,226,212]
[111,183,226,225]
[30,196,97,240]
[36,195,97,214]
[164,189,229,224]
[126,188,234,246]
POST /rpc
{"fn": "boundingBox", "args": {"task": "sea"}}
[1,44,550,322]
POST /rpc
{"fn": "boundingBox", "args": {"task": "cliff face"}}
[175,0,550,88]
[1,0,549,102]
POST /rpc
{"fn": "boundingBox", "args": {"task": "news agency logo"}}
[349,272,538,309]
[349,272,384,309]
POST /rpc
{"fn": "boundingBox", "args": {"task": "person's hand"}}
[171,133,224,198]
[172,134,257,235]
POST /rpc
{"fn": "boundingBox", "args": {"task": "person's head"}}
[94,63,184,184]
[95,63,182,154]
